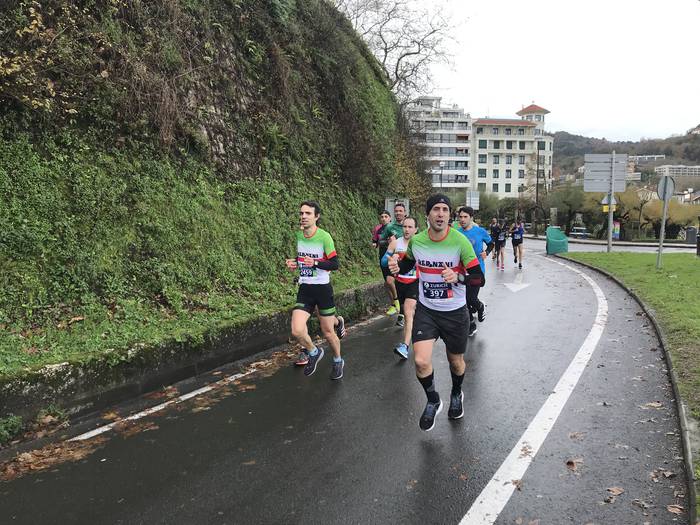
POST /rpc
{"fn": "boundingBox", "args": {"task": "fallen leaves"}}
[640,401,664,410]
[519,443,533,458]
[667,504,684,515]
[604,486,624,504]
[651,468,676,483]
[568,431,586,441]
[0,436,107,481]
[566,457,583,472]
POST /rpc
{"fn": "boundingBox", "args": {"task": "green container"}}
[546,226,568,254]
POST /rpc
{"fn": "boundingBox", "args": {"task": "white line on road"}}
[459,256,608,525]
[68,369,257,442]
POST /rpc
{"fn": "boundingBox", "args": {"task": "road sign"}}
[583,153,628,194]
[584,179,626,193]
[657,176,675,201]
[656,176,675,269]
[600,195,618,205]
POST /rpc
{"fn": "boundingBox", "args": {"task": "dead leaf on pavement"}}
[607,487,624,496]
[242,460,256,466]
[640,401,663,409]
[101,411,120,421]
[566,458,583,471]
[568,431,586,441]
[512,479,523,491]
[667,504,684,514]
[519,443,533,458]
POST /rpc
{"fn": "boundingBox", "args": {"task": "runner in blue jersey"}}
[456,206,493,336]
[510,220,525,270]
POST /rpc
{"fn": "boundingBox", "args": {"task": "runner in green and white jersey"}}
[379,202,406,316]
[389,194,485,431]
[285,201,346,380]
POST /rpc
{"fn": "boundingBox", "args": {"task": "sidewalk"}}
[525,234,696,249]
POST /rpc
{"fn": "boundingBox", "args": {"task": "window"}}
[493,155,500,165]
[493,140,501,149]
[534,129,542,135]
[535,114,542,121]
[506,154,512,164]
[478,183,486,191]
[518,169,525,178]
[476,127,483,134]
[478,154,487,163]
[478,168,487,178]
[518,184,525,193]
[519,141,526,150]
[519,155,525,164]
[506,169,512,178]
[506,140,514,150]
[505,183,512,192]
[518,128,525,135]
[505,128,512,135]
[537,141,545,151]
[492,183,499,192]
[493,169,499,178]
[526,115,533,121]
[492,128,499,135]
[479,139,487,149]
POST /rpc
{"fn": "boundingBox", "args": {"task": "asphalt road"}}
[0,248,690,524]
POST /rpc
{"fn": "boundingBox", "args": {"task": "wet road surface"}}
[0,249,689,524]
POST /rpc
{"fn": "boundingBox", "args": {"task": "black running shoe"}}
[448,391,464,419]
[335,316,346,339]
[396,314,405,327]
[303,347,324,376]
[477,302,486,323]
[514,255,518,263]
[518,263,522,270]
[419,399,442,431]
[330,358,344,380]
[468,322,477,337]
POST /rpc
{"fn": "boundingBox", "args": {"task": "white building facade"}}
[406,98,554,199]
[655,165,700,178]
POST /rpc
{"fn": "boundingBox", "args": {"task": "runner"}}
[373,210,399,315]
[379,202,407,317]
[388,194,484,431]
[456,206,493,336]
[285,201,346,379]
[489,217,499,260]
[510,220,525,269]
[493,221,507,271]
[380,216,419,359]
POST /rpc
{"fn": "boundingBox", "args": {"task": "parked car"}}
[569,226,589,239]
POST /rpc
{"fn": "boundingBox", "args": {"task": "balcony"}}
[431,173,470,188]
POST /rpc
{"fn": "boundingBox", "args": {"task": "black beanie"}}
[425,194,452,215]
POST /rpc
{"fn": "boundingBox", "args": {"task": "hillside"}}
[553,130,700,173]
[0,0,428,377]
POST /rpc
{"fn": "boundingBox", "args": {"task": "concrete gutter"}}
[555,254,698,524]
[525,234,695,249]
[0,282,387,424]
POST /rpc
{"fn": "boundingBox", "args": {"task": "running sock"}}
[417,372,440,403]
[393,299,400,310]
[451,370,465,395]
[333,356,342,363]
[309,347,319,357]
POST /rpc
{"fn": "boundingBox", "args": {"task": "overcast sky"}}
[422,0,700,141]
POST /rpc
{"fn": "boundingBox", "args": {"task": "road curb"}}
[554,253,698,523]
[0,282,387,427]
[527,235,695,249]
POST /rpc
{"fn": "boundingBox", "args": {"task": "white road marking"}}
[68,369,257,442]
[503,272,531,293]
[460,256,608,525]
[69,314,382,443]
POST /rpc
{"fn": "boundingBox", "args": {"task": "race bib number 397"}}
[423,281,453,299]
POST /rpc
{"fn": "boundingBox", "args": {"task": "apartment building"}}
[655,165,700,178]
[406,98,554,199]
[405,97,472,188]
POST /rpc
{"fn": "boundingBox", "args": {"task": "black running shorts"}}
[512,238,523,247]
[396,280,418,304]
[495,241,505,250]
[412,302,469,354]
[381,264,393,280]
[294,283,336,316]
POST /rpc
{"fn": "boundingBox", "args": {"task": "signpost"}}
[584,152,627,252]
[656,176,675,269]
[466,190,480,211]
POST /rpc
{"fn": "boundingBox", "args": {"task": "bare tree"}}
[332,0,452,102]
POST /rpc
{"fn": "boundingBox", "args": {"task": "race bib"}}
[498,233,506,241]
[299,267,316,277]
[423,281,453,299]
[513,233,522,240]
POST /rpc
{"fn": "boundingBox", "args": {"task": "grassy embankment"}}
[564,252,700,482]
[0,0,431,440]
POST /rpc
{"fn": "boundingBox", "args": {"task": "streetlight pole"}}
[534,146,540,237]
[439,161,445,189]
